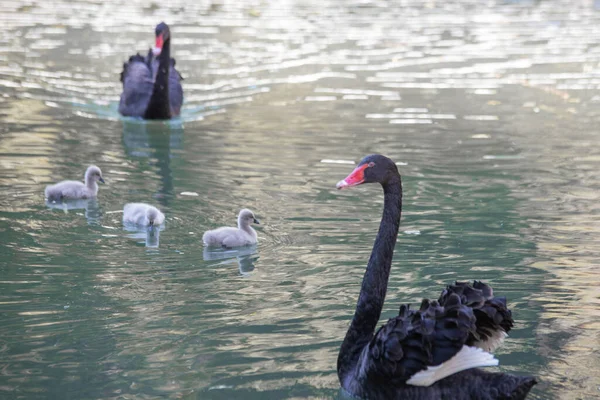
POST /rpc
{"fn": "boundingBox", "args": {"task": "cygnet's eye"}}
[368,162,375,168]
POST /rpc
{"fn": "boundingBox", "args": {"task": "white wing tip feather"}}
[477,330,509,352]
[406,345,499,387]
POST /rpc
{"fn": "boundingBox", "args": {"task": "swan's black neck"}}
[144,38,171,119]
[337,175,403,380]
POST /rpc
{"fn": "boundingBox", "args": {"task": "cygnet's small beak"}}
[99,177,105,184]
[253,218,260,224]
[149,220,154,227]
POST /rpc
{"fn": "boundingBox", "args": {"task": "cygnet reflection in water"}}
[45,198,102,225]
[124,226,163,248]
[202,209,260,248]
[44,165,105,201]
[202,245,258,276]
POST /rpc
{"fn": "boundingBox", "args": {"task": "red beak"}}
[336,164,368,189]
[153,34,164,56]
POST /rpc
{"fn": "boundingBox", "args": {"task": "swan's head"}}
[153,22,171,56]
[336,154,399,189]
[85,165,105,184]
[238,209,260,227]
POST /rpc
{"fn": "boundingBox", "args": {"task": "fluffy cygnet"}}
[203,208,260,248]
[123,203,165,227]
[45,165,105,201]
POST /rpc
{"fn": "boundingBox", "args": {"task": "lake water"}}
[1,0,599,399]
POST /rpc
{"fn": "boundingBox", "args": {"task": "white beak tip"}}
[336,179,348,189]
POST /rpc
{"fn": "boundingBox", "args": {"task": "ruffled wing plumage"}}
[358,281,512,387]
[438,281,513,352]
[166,58,183,116]
[361,293,476,385]
[118,52,154,117]
[118,51,183,117]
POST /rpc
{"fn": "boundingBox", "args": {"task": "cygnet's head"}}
[147,207,159,226]
[85,165,105,185]
[238,208,259,228]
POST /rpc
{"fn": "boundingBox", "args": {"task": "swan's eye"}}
[368,162,375,168]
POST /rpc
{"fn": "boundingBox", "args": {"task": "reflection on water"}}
[122,120,184,159]
[1,0,600,399]
[122,120,184,200]
[203,245,259,276]
[45,198,102,225]
[124,223,164,248]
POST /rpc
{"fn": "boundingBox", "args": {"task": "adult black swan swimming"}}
[335,154,536,399]
[119,22,183,119]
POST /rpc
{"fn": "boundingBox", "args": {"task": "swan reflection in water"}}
[45,198,102,225]
[122,118,183,200]
[203,245,258,276]
[122,118,184,158]
[123,222,165,248]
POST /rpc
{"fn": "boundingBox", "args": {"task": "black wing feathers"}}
[120,53,147,83]
[439,281,513,346]
[361,281,512,384]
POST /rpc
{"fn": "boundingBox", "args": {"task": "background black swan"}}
[335,154,536,399]
[119,22,183,119]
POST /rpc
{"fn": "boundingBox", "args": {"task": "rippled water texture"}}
[1,0,600,398]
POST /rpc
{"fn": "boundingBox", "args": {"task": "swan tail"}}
[511,375,538,399]
[406,345,498,387]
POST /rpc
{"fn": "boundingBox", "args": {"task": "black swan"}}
[335,154,536,399]
[45,165,104,201]
[202,209,260,248]
[119,22,183,119]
